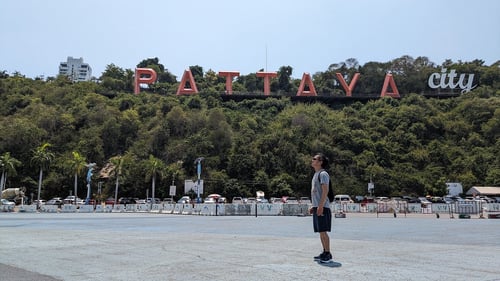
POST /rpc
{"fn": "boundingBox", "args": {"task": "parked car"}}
[334,195,353,203]
[32,199,46,206]
[232,197,243,204]
[105,197,116,205]
[145,198,161,204]
[270,197,282,204]
[354,195,365,203]
[418,197,432,207]
[285,197,298,204]
[118,197,136,205]
[299,197,311,204]
[63,196,83,205]
[177,196,191,204]
[375,196,389,203]
[477,196,495,203]
[402,196,419,203]
[203,197,216,204]
[82,199,96,205]
[430,196,445,203]
[0,198,15,207]
[162,198,174,204]
[443,196,454,204]
[46,197,63,207]
[360,197,375,206]
[217,197,227,204]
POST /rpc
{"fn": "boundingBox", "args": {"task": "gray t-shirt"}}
[311,169,330,208]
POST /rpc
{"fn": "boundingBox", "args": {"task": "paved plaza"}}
[0,212,499,281]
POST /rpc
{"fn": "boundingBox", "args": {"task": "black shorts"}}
[312,207,332,233]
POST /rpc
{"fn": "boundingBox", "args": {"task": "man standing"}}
[310,153,333,263]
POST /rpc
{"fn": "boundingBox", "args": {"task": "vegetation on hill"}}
[0,56,499,202]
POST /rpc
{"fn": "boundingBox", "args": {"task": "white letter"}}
[428,72,440,89]
[460,74,477,93]
[439,68,448,89]
[448,69,458,89]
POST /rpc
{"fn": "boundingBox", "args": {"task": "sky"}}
[1,0,499,79]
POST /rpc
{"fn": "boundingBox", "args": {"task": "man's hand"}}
[317,206,324,216]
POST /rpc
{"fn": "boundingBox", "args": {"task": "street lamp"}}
[194,157,204,203]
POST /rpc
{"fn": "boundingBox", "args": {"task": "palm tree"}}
[0,152,22,192]
[31,143,55,206]
[109,152,133,204]
[66,151,86,204]
[144,155,166,205]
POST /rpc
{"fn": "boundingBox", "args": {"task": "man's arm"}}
[317,183,329,215]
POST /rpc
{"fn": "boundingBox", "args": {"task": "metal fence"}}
[9,201,500,217]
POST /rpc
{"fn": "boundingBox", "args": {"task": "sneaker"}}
[314,251,325,261]
[319,252,333,263]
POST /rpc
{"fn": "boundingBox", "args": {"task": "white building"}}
[466,186,500,196]
[58,56,92,82]
[445,182,463,196]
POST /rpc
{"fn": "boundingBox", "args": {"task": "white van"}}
[333,195,353,203]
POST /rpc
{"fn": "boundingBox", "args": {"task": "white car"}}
[270,197,282,204]
[418,197,432,207]
[0,198,15,207]
[177,196,191,204]
[232,197,243,204]
[162,198,174,204]
[334,195,353,203]
[300,197,311,204]
[63,196,83,205]
[33,199,46,206]
[203,197,216,204]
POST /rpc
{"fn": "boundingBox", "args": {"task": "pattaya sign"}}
[428,68,476,93]
[134,68,477,96]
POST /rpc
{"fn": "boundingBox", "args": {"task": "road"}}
[0,212,499,281]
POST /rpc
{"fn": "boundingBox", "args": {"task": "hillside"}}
[0,59,499,201]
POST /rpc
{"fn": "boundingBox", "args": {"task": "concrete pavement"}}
[0,212,499,281]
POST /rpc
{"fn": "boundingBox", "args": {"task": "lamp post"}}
[194,157,204,203]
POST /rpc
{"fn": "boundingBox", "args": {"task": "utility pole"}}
[194,157,204,203]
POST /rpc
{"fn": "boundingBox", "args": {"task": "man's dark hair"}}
[316,153,330,169]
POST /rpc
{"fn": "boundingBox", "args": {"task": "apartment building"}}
[58,56,92,82]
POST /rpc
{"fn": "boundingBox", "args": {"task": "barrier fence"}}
[5,201,500,217]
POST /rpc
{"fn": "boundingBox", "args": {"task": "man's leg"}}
[319,231,330,253]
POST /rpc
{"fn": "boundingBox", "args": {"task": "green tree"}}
[65,151,86,202]
[269,173,294,197]
[31,143,55,204]
[137,57,165,73]
[99,64,134,93]
[143,154,166,204]
[0,152,22,191]
[109,153,134,204]
[276,65,293,93]
[189,65,204,82]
